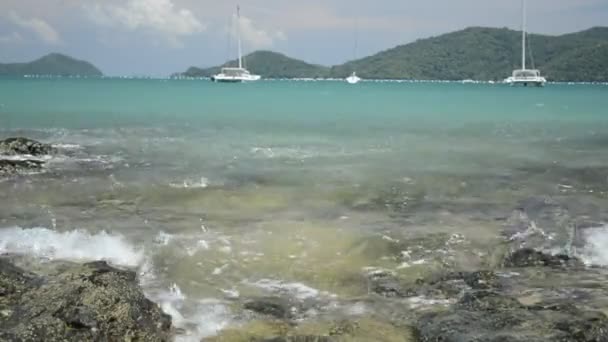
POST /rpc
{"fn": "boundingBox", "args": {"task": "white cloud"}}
[86,0,205,46]
[0,32,24,44]
[8,11,60,44]
[235,15,287,50]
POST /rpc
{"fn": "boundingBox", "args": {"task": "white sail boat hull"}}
[211,68,261,83]
[505,69,546,87]
[346,74,361,84]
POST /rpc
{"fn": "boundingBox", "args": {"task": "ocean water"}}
[1,78,608,340]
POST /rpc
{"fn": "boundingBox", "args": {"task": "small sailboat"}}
[345,18,362,84]
[504,0,546,87]
[346,72,361,84]
[212,5,261,83]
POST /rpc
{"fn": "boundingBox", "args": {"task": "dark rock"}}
[0,258,172,341]
[457,290,524,311]
[366,270,407,298]
[503,248,582,268]
[408,271,502,299]
[0,137,56,156]
[0,159,44,175]
[244,297,295,319]
[461,271,500,290]
[416,292,608,342]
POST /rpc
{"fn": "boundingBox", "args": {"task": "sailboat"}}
[345,18,362,84]
[346,71,361,84]
[212,5,261,83]
[504,0,546,87]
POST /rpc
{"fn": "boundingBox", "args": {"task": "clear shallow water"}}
[1,79,608,340]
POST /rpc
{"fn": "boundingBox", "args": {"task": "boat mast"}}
[237,5,243,69]
[521,0,526,70]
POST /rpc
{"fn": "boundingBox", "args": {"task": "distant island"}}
[0,53,103,77]
[178,27,608,82]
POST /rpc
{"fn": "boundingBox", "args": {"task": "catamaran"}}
[504,0,546,87]
[212,5,261,83]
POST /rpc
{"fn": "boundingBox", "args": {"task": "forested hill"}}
[0,53,103,77]
[179,27,608,82]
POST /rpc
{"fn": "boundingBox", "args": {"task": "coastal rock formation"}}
[0,159,44,175]
[0,137,56,175]
[412,249,608,342]
[0,258,172,341]
[415,290,608,342]
[503,248,582,268]
[0,137,56,156]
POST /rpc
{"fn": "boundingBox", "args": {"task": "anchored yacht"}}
[212,6,261,83]
[346,72,361,84]
[504,0,546,87]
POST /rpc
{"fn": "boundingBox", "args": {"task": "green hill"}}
[182,51,327,79]
[330,27,608,81]
[180,27,608,82]
[0,53,103,77]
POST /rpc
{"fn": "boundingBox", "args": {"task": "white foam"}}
[52,143,83,151]
[139,265,232,341]
[0,154,48,161]
[169,177,209,189]
[408,296,453,309]
[175,300,232,342]
[0,227,143,267]
[154,231,174,246]
[578,225,608,266]
[249,279,321,300]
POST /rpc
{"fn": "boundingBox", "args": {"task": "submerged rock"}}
[244,297,296,319]
[0,258,172,341]
[0,159,44,175]
[415,290,608,342]
[0,137,56,156]
[503,248,582,268]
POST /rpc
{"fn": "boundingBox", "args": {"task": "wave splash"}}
[0,226,143,267]
[577,225,608,266]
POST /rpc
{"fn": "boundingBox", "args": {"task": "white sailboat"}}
[212,5,261,83]
[346,72,361,84]
[345,18,362,84]
[504,0,546,87]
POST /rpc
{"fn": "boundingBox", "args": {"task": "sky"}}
[1,0,607,76]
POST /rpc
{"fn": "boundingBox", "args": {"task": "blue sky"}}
[1,0,607,76]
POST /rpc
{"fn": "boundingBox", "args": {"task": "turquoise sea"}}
[1,79,608,340]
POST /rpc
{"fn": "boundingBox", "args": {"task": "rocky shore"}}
[207,248,608,342]
[1,136,607,341]
[0,258,172,341]
[0,137,55,176]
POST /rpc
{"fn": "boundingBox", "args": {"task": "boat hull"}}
[346,76,361,84]
[504,76,547,87]
[211,75,261,83]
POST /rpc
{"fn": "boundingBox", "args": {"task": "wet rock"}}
[365,269,407,298]
[503,248,582,268]
[415,291,608,342]
[456,290,523,311]
[0,159,44,175]
[407,270,502,299]
[0,258,172,342]
[244,297,296,319]
[0,137,56,156]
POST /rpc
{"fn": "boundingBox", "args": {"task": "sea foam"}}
[578,225,608,266]
[0,226,143,267]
